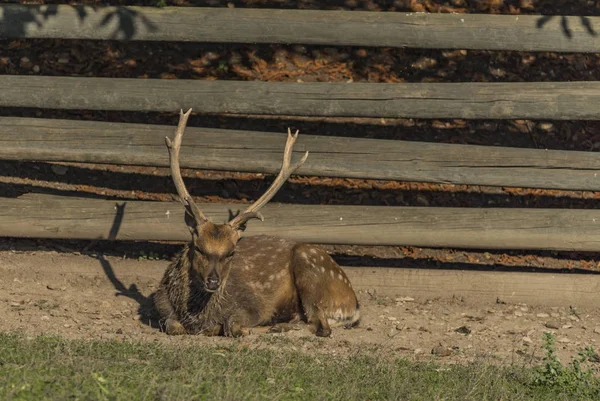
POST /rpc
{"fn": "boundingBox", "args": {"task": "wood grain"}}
[2,5,600,52]
[343,267,600,308]
[4,193,600,251]
[4,76,600,120]
[4,117,600,191]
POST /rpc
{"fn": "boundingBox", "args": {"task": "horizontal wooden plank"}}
[4,193,600,251]
[3,117,600,191]
[344,267,600,308]
[2,5,600,52]
[4,76,600,120]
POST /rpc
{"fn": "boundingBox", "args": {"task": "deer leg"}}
[267,322,303,333]
[202,324,223,337]
[312,310,332,337]
[154,286,187,335]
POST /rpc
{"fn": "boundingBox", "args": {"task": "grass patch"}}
[0,332,599,401]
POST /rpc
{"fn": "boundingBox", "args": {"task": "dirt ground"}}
[2,245,600,366]
[3,0,600,367]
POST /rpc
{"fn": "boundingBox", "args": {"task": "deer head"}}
[165,108,308,292]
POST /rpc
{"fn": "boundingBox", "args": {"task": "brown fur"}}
[154,230,360,337]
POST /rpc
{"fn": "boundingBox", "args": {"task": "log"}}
[4,193,600,251]
[3,76,600,120]
[3,117,600,191]
[1,5,600,52]
[343,267,600,308]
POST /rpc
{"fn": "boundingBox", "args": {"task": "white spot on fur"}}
[268,274,274,280]
[320,255,325,262]
[300,251,309,259]
[329,270,334,278]
[309,248,318,255]
[338,273,343,280]
[321,267,325,273]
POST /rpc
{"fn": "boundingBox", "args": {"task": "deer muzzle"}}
[205,276,220,292]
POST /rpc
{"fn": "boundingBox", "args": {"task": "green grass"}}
[0,332,599,401]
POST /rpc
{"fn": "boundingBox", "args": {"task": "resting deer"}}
[154,109,360,337]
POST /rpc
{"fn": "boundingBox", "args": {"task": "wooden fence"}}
[2,4,600,306]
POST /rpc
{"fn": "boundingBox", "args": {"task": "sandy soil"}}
[2,246,600,366]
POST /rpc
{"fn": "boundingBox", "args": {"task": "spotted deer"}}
[153,109,360,337]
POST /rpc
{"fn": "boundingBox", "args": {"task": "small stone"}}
[388,328,400,338]
[10,302,21,307]
[57,57,69,64]
[414,348,423,355]
[522,336,533,344]
[551,312,560,318]
[63,324,71,328]
[455,326,471,335]
[46,284,56,290]
[116,328,123,334]
[514,311,523,317]
[558,337,571,343]
[32,65,40,73]
[593,328,600,334]
[562,324,573,329]
[387,316,397,321]
[569,315,580,322]
[366,326,373,331]
[536,313,550,318]
[545,321,560,329]
[396,297,415,302]
[41,315,50,321]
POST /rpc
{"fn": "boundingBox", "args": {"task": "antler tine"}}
[228,128,308,230]
[165,108,208,225]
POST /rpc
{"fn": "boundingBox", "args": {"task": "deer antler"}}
[165,108,208,229]
[228,128,308,230]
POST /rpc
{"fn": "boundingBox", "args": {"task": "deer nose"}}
[206,277,220,291]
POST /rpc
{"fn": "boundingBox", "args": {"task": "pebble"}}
[551,312,560,318]
[569,315,580,322]
[558,337,571,343]
[562,324,573,329]
[522,336,533,344]
[41,315,50,321]
[57,57,69,64]
[545,321,560,329]
[514,311,523,317]
[387,316,397,321]
[536,313,550,318]
[396,297,415,302]
[33,65,40,73]
[414,348,423,355]
[594,328,600,335]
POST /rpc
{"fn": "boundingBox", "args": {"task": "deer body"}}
[154,109,359,337]
[155,234,359,337]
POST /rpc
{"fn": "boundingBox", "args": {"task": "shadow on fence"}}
[96,201,162,332]
[0,4,157,40]
[537,15,597,38]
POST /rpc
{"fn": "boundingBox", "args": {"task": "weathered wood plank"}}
[3,76,600,120]
[4,193,600,251]
[3,117,600,191]
[343,267,600,308]
[2,5,600,52]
